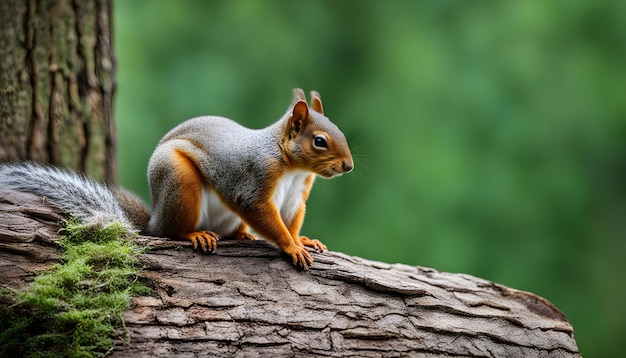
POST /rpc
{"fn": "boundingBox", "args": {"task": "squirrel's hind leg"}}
[150,147,220,253]
[224,223,258,241]
[185,231,220,253]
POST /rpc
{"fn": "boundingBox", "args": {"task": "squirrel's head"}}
[283,89,353,179]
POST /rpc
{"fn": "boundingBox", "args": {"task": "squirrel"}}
[0,88,353,269]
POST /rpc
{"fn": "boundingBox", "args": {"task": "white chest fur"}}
[273,170,311,223]
[196,170,311,235]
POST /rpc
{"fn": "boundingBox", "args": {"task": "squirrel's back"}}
[0,162,149,231]
[158,115,282,159]
[149,115,284,201]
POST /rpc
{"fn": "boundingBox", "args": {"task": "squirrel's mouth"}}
[320,171,341,179]
[316,167,339,179]
[318,160,353,178]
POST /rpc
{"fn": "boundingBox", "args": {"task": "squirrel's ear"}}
[291,88,306,105]
[310,90,323,114]
[288,100,309,137]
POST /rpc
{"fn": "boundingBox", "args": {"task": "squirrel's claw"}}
[287,245,314,270]
[300,236,327,252]
[187,231,220,254]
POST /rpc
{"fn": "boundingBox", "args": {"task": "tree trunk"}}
[0,0,116,182]
[0,189,581,357]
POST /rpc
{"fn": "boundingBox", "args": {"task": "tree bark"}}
[0,189,580,357]
[0,0,116,182]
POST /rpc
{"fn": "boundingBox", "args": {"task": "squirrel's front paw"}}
[185,231,220,254]
[300,236,327,252]
[284,244,314,270]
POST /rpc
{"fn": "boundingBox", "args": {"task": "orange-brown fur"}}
[171,149,220,252]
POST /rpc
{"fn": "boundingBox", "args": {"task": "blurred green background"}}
[114,1,625,356]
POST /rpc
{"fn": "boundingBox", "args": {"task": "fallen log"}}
[0,189,580,357]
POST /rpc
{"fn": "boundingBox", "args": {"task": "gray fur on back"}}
[0,162,132,229]
[152,115,285,208]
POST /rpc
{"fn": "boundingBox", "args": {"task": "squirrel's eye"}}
[314,135,328,149]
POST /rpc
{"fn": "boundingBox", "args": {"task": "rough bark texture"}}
[0,189,580,357]
[0,189,63,287]
[0,0,116,182]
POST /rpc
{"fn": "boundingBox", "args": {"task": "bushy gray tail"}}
[0,162,147,231]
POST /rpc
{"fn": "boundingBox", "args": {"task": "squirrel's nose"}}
[343,160,354,173]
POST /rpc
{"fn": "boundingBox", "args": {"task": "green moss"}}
[0,220,150,357]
